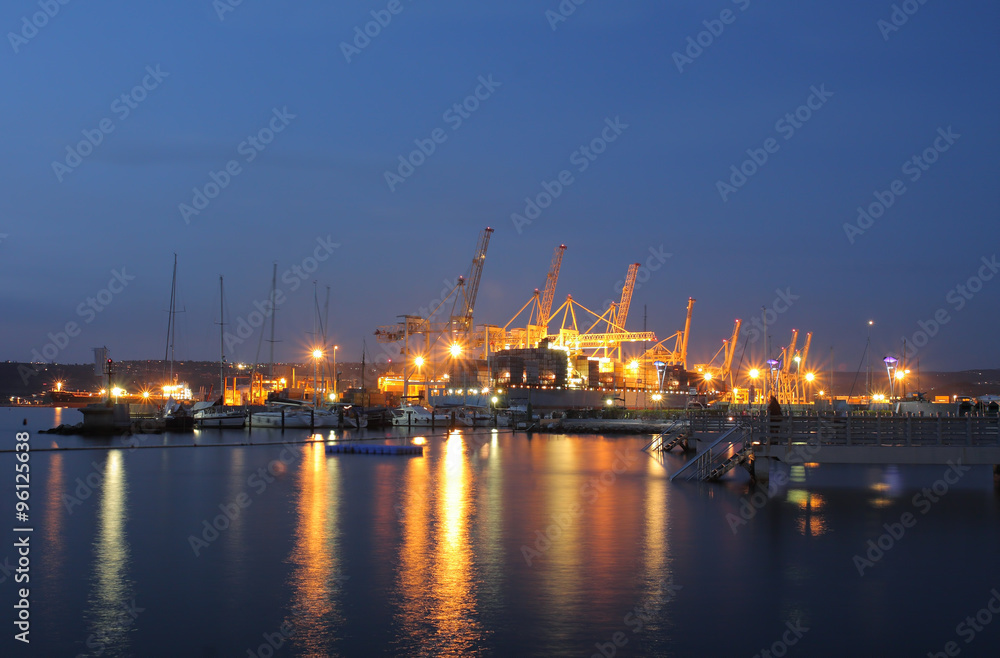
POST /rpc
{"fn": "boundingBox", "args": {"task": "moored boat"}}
[193,401,246,428]
[390,403,450,427]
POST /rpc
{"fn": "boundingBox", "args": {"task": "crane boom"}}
[723,319,742,380]
[538,244,566,328]
[614,263,640,330]
[787,329,799,370]
[680,297,695,370]
[800,331,812,374]
[452,227,494,332]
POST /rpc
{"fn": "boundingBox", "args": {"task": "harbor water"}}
[2,407,999,656]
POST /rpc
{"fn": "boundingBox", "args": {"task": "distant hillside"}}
[1,359,391,402]
[2,361,996,404]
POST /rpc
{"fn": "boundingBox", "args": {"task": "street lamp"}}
[414,355,425,402]
[312,349,323,406]
[805,371,815,403]
[883,356,898,400]
[332,345,339,402]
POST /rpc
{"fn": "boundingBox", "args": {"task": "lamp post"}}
[332,345,339,402]
[312,349,323,406]
[749,368,760,406]
[884,356,898,400]
[415,355,425,403]
[805,371,815,404]
[867,320,874,403]
[766,359,781,402]
[450,342,463,403]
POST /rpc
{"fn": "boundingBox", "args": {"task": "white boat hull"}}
[251,409,338,428]
[196,415,246,428]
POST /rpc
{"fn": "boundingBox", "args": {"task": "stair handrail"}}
[670,422,752,482]
[642,418,684,452]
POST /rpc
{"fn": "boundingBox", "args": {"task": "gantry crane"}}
[539,245,566,328]
[765,329,814,405]
[502,244,566,349]
[692,319,742,393]
[450,227,494,335]
[611,263,639,331]
[374,227,493,397]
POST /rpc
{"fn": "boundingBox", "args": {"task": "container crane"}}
[611,263,639,331]
[450,227,494,335]
[538,244,566,329]
[680,297,695,370]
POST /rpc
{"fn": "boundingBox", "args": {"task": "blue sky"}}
[1,0,997,372]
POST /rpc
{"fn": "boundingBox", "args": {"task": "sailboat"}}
[195,276,246,428]
[161,254,194,430]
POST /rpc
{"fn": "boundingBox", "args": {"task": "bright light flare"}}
[312,349,323,359]
[805,372,815,382]
[414,356,425,367]
[449,343,462,357]
[749,369,760,379]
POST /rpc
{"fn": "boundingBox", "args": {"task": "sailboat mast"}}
[219,275,225,402]
[268,263,277,378]
[165,253,177,383]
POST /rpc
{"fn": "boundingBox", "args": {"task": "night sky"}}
[2,1,997,373]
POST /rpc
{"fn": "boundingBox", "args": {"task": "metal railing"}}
[688,412,1000,448]
[670,424,750,482]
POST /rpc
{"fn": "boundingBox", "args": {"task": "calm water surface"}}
[1,407,999,656]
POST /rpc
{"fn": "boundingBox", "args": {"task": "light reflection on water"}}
[286,441,345,655]
[5,408,1000,657]
[84,450,135,656]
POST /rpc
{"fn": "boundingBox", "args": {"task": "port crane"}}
[764,329,814,405]
[692,319,742,394]
[502,244,567,349]
[374,227,494,398]
[449,227,493,335]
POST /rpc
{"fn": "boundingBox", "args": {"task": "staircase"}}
[670,425,752,482]
[643,420,689,452]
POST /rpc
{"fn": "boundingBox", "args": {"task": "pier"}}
[661,413,1000,482]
